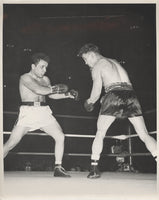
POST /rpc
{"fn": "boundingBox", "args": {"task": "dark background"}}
[3,4,156,173]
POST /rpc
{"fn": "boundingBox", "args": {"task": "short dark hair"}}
[31,53,50,65]
[77,43,100,57]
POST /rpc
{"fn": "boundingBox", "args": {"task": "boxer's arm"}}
[20,75,52,95]
[48,93,74,99]
[87,67,102,104]
[47,83,74,99]
[49,89,79,100]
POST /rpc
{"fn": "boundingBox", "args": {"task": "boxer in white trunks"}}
[4,52,78,177]
[78,43,157,178]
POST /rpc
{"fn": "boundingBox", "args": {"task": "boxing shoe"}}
[87,165,100,179]
[54,165,71,177]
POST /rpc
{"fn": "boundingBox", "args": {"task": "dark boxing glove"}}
[68,89,79,101]
[50,84,69,94]
[84,100,94,112]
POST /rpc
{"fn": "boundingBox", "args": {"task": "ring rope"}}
[3,110,156,159]
[4,111,97,120]
[9,152,152,157]
[3,108,156,120]
[3,130,156,140]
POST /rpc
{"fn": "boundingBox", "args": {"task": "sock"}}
[55,161,62,165]
[91,160,98,166]
[55,164,61,168]
[154,156,157,162]
[151,151,157,158]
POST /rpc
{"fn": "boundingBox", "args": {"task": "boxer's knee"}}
[137,131,149,142]
[54,132,65,143]
[95,130,106,140]
[4,138,19,151]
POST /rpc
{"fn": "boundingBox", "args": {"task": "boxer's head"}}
[31,53,50,65]
[77,43,100,57]
[78,44,100,68]
[31,53,50,78]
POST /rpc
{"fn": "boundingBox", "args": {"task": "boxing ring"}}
[2,110,157,200]
[3,171,157,200]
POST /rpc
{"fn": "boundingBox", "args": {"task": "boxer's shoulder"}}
[20,73,30,82]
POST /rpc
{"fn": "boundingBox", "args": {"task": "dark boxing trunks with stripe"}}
[100,82,142,118]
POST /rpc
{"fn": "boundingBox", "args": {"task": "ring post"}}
[128,125,133,171]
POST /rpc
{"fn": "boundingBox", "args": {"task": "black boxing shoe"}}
[54,165,71,177]
[87,165,100,179]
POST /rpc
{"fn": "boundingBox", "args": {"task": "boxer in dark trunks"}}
[78,43,157,178]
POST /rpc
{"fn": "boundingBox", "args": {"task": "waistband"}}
[21,102,47,106]
[104,82,133,93]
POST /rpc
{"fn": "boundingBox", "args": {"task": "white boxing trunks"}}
[16,105,57,131]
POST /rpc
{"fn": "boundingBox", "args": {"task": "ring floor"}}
[2,171,157,200]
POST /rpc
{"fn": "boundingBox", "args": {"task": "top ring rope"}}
[3,111,97,120]
[3,108,156,120]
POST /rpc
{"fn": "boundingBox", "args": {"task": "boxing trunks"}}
[100,82,142,118]
[16,103,57,131]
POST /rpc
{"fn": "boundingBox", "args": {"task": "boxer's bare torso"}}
[86,55,131,104]
[91,57,131,89]
[19,72,50,102]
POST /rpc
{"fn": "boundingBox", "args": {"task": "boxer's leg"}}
[3,125,29,158]
[42,120,70,177]
[91,115,116,160]
[88,115,116,178]
[129,116,157,161]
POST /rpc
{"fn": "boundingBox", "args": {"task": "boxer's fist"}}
[69,89,79,101]
[51,84,69,94]
[84,100,94,112]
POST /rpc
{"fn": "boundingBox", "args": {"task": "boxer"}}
[78,43,157,178]
[4,52,78,177]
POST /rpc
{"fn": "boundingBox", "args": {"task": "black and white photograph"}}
[0,1,158,200]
